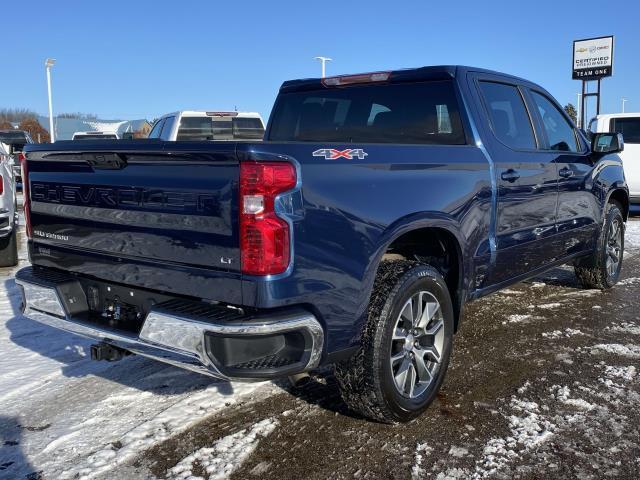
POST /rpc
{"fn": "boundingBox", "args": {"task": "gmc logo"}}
[30,183,218,213]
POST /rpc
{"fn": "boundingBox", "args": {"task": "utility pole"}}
[313,56,332,78]
[45,58,56,142]
[622,98,628,113]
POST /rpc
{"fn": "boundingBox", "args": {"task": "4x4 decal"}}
[312,148,368,160]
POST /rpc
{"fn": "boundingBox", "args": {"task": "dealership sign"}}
[572,36,614,80]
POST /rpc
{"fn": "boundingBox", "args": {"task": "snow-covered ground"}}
[2,213,640,480]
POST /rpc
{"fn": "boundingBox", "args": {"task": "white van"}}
[589,113,640,210]
[148,111,264,141]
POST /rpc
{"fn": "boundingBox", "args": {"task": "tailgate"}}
[27,141,240,274]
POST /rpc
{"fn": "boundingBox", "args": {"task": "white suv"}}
[589,113,640,211]
[148,111,265,141]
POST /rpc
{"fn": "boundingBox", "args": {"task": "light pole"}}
[622,98,628,113]
[45,58,56,142]
[313,56,332,78]
[576,93,582,128]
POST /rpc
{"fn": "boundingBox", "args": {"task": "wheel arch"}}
[607,187,629,221]
[366,214,468,332]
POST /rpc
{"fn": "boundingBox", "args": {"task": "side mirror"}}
[591,132,624,155]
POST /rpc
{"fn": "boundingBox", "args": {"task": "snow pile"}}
[448,446,469,458]
[590,343,640,358]
[502,314,535,325]
[168,418,278,480]
[617,277,640,286]
[550,385,597,411]
[435,468,469,479]
[411,443,433,479]
[603,365,637,382]
[535,303,563,310]
[472,397,555,479]
[542,328,584,339]
[68,382,272,479]
[607,322,640,336]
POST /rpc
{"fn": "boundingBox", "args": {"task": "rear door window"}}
[610,117,640,144]
[268,81,466,145]
[478,82,536,150]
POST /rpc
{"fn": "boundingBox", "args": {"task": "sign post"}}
[572,36,614,129]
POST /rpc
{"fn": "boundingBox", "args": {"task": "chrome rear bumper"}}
[16,267,324,380]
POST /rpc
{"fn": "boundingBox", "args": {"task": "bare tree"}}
[18,118,50,143]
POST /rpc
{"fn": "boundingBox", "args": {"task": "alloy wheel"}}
[390,290,445,399]
[606,218,623,278]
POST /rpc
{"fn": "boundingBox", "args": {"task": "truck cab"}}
[589,113,640,212]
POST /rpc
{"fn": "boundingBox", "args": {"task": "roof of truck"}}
[594,113,640,119]
[280,65,534,93]
[159,111,263,119]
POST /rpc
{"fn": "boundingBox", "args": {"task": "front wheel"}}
[575,201,624,289]
[335,261,454,423]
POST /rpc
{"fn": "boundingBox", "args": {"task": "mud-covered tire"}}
[334,260,454,423]
[0,228,18,267]
[574,202,624,289]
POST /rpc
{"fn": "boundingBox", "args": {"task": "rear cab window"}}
[267,81,466,145]
[610,117,640,144]
[177,116,265,141]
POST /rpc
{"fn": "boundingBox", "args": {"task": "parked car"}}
[18,65,627,423]
[0,129,33,186]
[148,111,265,141]
[589,113,639,212]
[0,142,18,266]
[72,131,120,140]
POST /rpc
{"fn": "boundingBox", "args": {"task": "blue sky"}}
[3,0,639,122]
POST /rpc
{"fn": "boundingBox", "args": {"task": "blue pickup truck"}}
[17,66,627,423]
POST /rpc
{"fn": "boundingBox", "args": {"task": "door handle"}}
[559,167,574,178]
[501,169,520,183]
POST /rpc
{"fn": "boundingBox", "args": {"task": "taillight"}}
[240,161,296,275]
[206,111,238,117]
[20,154,32,238]
[0,174,3,195]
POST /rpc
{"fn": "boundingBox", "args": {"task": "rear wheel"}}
[575,201,624,289]
[335,261,454,423]
[0,228,18,267]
